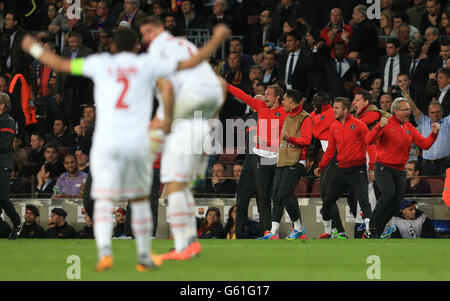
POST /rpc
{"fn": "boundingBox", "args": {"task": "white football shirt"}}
[71,52,178,149]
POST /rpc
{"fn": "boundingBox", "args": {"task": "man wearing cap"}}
[19,205,46,238]
[389,200,436,238]
[45,208,76,238]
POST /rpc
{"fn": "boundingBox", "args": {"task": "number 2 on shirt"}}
[115,77,129,109]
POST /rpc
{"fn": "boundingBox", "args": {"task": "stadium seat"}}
[294,178,309,197]
[425,177,445,197]
[309,179,321,198]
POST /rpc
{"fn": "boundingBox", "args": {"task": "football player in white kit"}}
[140,16,228,260]
[21,25,230,271]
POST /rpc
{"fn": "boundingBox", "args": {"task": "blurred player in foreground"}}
[21,24,230,271]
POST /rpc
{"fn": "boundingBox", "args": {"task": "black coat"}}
[19,222,46,238]
[375,53,411,91]
[45,222,76,238]
[425,79,450,117]
[199,221,226,239]
[322,58,358,99]
[269,2,302,43]
[277,50,313,99]
[348,18,380,71]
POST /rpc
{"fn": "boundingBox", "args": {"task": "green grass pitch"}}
[1,239,449,281]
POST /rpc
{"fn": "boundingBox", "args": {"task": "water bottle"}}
[53,185,61,196]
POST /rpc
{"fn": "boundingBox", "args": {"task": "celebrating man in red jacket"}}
[314,97,374,238]
[365,97,440,238]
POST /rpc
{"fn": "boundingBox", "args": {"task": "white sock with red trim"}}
[184,188,198,242]
[168,191,190,252]
[131,200,153,264]
[93,199,114,258]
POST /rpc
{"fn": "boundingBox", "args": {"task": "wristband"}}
[30,43,44,59]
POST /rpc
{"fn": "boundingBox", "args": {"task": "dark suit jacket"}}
[424,79,450,117]
[207,15,233,32]
[277,49,313,99]
[408,57,432,109]
[0,28,33,75]
[37,180,56,198]
[375,53,411,91]
[430,55,447,73]
[176,12,207,35]
[269,2,302,43]
[348,19,379,71]
[323,58,358,99]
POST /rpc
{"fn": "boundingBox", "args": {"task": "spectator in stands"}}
[248,9,272,55]
[42,144,65,177]
[369,78,382,100]
[45,118,76,148]
[390,199,436,238]
[439,9,450,36]
[405,161,431,196]
[431,39,450,72]
[82,105,96,125]
[164,13,181,36]
[380,94,393,112]
[224,204,238,239]
[19,204,45,238]
[27,133,46,175]
[0,74,8,93]
[75,148,89,174]
[36,163,58,198]
[423,26,441,58]
[41,3,58,30]
[248,65,263,83]
[67,9,97,53]
[77,207,94,238]
[375,38,410,96]
[344,4,379,72]
[397,23,413,54]
[48,0,72,45]
[379,10,395,37]
[97,29,113,53]
[348,50,371,87]
[277,31,312,101]
[269,0,301,44]
[53,154,88,198]
[55,31,94,125]
[115,0,147,30]
[198,207,225,239]
[393,11,421,41]
[207,0,233,33]
[95,0,116,31]
[45,207,76,238]
[392,73,414,99]
[113,207,127,237]
[177,0,206,36]
[406,93,450,175]
[304,27,323,53]
[409,40,432,109]
[205,162,237,197]
[223,51,249,90]
[424,67,450,116]
[420,0,442,35]
[261,50,278,84]
[151,0,170,20]
[408,0,427,30]
[32,41,63,121]
[320,7,354,58]
[229,37,255,70]
[1,11,29,75]
[233,160,243,182]
[319,41,359,100]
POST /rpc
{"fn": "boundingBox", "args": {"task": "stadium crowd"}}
[0,0,448,240]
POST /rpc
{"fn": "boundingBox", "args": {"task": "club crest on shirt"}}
[321,116,325,120]
[406,130,410,135]
[350,124,356,130]
[275,112,281,117]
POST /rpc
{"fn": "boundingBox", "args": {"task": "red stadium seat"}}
[309,179,321,198]
[295,178,309,197]
[425,177,445,197]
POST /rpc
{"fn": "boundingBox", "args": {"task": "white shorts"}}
[90,145,152,200]
[161,119,210,184]
[173,78,224,120]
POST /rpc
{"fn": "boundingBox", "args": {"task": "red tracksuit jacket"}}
[359,104,381,126]
[365,115,438,170]
[311,104,334,141]
[319,114,374,170]
[227,84,288,152]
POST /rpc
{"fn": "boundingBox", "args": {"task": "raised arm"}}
[177,24,231,70]
[21,34,71,73]
[404,93,422,121]
[227,83,264,110]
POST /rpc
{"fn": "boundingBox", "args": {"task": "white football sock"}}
[270,222,280,235]
[293,219,303,232]
[93,199,114,258]
[168,191,190,252]
[131,201,153,263]
[323,220,332,235]
[184,188,198,242]
[365,218,371,230]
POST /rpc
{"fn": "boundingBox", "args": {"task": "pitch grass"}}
[0,239,449,281]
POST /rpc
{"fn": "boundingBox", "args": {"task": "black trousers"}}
[369,163,407,236]
[272,162,304,223]
[320,156,345,233]
[321,164,372,222]
[0,168,20,228]
[235,154,276,237]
